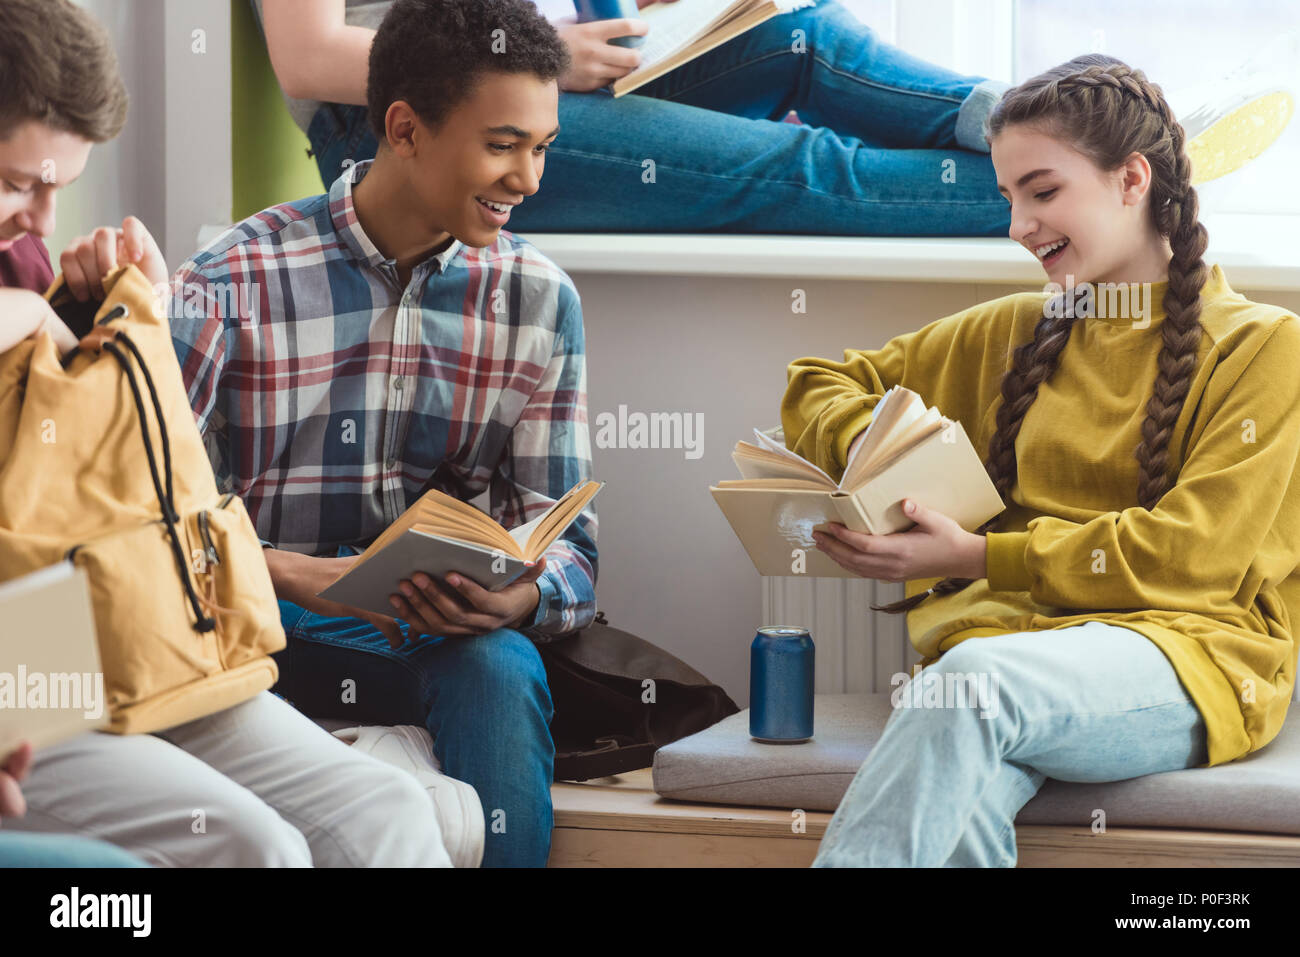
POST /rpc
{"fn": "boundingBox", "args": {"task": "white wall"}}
[162,0,233,269]
[53,0,231,271]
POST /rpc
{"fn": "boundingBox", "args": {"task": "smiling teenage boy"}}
[169,0,596,868]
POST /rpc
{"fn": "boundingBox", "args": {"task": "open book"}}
[318,479,604,619]
[710,386,1005,578]
[0,562,110,764]
[612,0,817,97]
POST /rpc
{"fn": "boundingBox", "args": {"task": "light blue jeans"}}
[0,832,148,867]
[305,0,1012,236]
[813,620,1210,867]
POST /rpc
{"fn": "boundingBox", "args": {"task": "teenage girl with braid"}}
[780,53,1300,868]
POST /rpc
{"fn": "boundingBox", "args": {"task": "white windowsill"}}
[521,213,1300,292]
[197,213,1300,292]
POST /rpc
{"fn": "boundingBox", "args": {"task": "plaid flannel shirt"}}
[168,160,597,636]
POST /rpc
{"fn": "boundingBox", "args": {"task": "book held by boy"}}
[612,0,817,97]
[319,479,604,619]
[0,562,110,763]
[710,386,1005,578]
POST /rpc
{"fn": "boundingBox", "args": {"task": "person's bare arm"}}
[262,0,373,104]
[261,0,684,101]
[261,547,408,647]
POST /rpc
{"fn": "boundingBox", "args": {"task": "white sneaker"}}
[331,724,486,868]
[1168,31,1298,184]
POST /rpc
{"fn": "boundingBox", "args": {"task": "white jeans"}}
[3,691,451,867]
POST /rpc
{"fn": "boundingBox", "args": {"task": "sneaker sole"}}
[1186,90,1295,184]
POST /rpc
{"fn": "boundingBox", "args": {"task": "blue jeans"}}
[814,621,1210,867]
[306,0,1011,236]
[274,595,555,868]
[0,832,149,867]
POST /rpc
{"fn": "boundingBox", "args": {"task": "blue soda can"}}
[572,0,645,48]
[750,626,814,742]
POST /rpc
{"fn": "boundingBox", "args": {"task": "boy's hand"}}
[0,289,78,354]
[812,500,987,582]
[60,216,168,302]
[264,550,408,648]
[389,559,547,641]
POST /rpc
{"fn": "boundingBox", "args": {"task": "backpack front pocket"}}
[186,493,286,671]
[69,518,225,717]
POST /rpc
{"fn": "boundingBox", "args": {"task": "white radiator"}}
[763,577,1300,703]
[761,578,920,694]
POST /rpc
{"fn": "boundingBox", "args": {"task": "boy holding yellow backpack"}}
[0,0,452,867]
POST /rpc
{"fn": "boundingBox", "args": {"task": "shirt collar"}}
[327,159,463,276]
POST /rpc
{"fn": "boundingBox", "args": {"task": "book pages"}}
[638,0,737,65]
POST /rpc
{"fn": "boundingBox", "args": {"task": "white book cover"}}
[0,562,109,762]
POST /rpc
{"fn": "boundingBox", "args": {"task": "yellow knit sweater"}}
[781,264,1300,766]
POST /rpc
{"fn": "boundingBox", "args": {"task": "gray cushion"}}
[651,693,1300,834]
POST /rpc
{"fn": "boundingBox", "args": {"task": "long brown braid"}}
[871,53,1211,615]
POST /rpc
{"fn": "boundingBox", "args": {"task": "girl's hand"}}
[556,19,649,90]
[812,500,987,582]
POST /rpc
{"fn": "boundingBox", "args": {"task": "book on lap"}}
[0,562,109,763]
[612,0,818,97]
[318,479,604,619]
[710,385,1005,578]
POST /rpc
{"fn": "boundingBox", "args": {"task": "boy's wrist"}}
[511,583,542,630]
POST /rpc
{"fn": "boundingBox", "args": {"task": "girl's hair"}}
[872,53,1210,616]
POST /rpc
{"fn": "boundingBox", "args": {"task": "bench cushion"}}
[651,694,1300,834]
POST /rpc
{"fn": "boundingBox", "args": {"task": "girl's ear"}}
[1118,151,1156,205]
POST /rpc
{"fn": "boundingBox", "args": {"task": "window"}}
[837,0,1299,214]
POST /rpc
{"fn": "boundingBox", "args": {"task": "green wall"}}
[230,0,325,221]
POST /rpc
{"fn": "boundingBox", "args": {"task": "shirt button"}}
[393,376,404,392]
[386,457,396,469]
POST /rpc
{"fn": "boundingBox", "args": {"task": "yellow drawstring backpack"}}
[0,264,285,733]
